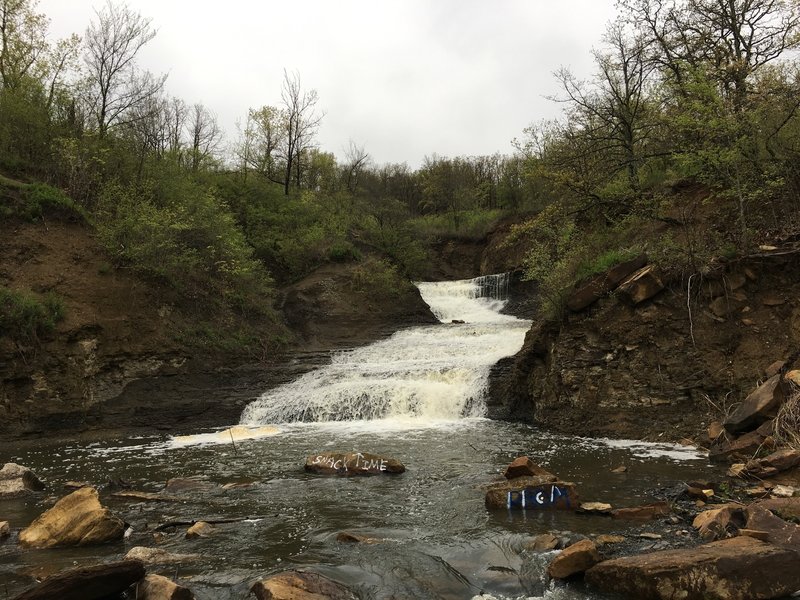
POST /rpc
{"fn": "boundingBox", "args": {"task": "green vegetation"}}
[0,287,64,345]
[1,0,799,346]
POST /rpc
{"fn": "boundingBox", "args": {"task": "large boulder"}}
[250,570,356,600]
[547,539,600,579]
[12,560,144,600]
[304,452,405,476]
[485,478,578,510]
[0,463,45,498]
[585,536,800,600]
[136,574,195,600]
[18,487,125,548]
[724,375,785,433]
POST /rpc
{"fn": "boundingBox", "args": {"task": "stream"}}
[0,275,722,599]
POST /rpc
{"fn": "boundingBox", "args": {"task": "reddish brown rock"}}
[723,375,785,433]
[137,574,195,600]
[765,360,786,378]
[566,255,648,312]
[741,448,800,479]
[547,539,600,579]
[304,452,405,476]
[752,497,800,521]
[503,456,557,481]
[18,487,125,549]
[610,502,670,521]
[485,479,578,510]
[709,430,769,462]
[616,265,664,305]
[691,506,745,541]
[585,537,800,600]
[185,521,214,539]
[250,571,356,600]
[526,533,560,551]
[744,504,800,551]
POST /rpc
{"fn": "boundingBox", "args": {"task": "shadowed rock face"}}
[585,536,800,600]
[11,560,144,600]
[18,487,125,549]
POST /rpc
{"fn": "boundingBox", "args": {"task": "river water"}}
[0,275,721,599]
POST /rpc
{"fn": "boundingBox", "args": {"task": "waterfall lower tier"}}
[240,273,530,425]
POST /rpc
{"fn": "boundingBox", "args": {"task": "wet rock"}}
[743,504,800,551]
[616,265,664,305]
[585,536,800,600]
[124,546,200,564]
[503,456,557,480]
[163,478,218,494]
[740,448,800,479]
[250,570,357,600]
[566,255,648,312]
[12,559,145,600]
[577,502,613,514]
[304,452,405,476]
[692,506,745,541]
[18,487,125,548]
[0,463,45,498]
[185,521,215,539]
[638,532,662,540]
[525,533,560,551]
[485,478,578,510]
[723,375,785,433]
[547,539,600,579]
[761,291,786,306]
[0,520,9,539]
[335,531,378,544]
[610,465,628,473]
[136,574,195,600]
[64,481,89,490]
[610,502,670,521]
[111,490,182,502]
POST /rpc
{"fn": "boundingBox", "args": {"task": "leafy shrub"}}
[349,258,414,298]
[23,183,87,221]
[0,287,64,345]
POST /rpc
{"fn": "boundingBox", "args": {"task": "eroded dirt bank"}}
[0,218,436,437]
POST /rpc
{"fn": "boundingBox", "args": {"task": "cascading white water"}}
[240,273,530,425]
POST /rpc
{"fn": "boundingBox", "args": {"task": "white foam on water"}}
[585,437,707,461]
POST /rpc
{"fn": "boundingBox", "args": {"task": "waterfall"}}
[240,273,529,425]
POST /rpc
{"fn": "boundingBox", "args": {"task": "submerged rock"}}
[0,520,9,539]
[124,546,200,564]
[12,559,144,600]
[185,521,215,539]
[585,537,800,600]
[250,570,356,600]
[0,463,45,498]
[610,502,670,521]
[304,452,405,476]
[18,487,125,548]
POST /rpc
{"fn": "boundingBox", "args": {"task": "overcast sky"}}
[39,0,619,167]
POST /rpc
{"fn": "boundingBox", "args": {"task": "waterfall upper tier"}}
[240,273,530,426]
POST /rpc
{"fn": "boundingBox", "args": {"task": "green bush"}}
[575,248,640,281]
[96,180,273,308]
[0,287,64,344]
[349,258,414,298]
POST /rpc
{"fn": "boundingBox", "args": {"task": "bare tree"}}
[342,140,370,195]
[83,0,165,136]
[187,102,222,171]
[279,69,323,195]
